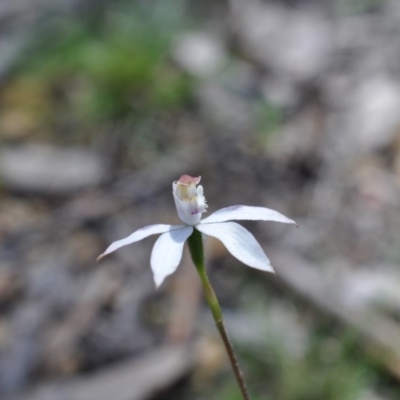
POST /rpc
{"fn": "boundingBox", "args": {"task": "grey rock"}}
[231,0,333,82]
[0,144,107,194]
[172,32,227,78]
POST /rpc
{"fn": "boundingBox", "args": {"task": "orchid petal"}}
[196,222,274,273]
[200,205,296,226]
[151,226,193,288]
[97,224,183,261]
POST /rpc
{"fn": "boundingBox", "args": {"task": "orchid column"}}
[97,175,297,400]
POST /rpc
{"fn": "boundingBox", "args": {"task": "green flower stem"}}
[187,228,252,400]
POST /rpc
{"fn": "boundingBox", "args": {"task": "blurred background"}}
[0,0,400,399]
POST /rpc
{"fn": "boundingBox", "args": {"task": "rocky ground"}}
[0,0,400,399]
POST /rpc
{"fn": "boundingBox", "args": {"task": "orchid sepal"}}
[200,205,297,226]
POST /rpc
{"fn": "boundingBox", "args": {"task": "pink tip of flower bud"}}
[177,175,201,185]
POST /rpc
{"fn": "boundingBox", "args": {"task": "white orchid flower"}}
[97,175,296,287]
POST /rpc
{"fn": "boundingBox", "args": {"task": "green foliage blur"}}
[0,0,193,161]
[23,1,192,120]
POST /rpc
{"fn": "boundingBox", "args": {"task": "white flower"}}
[97,175,296,288]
